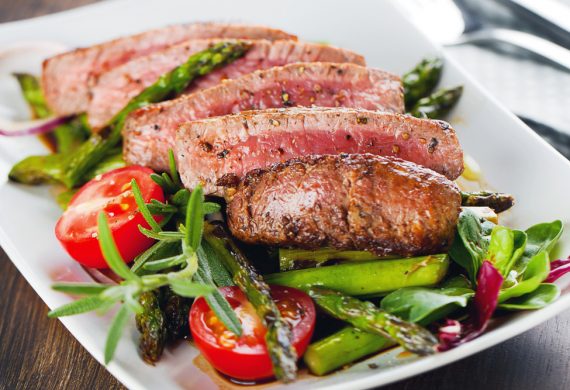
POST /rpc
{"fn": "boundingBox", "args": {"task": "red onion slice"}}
[0,115,71,137]
[545,256,570,283]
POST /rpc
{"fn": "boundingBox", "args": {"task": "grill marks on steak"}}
[175,107,463,195]
[123,62,402,171]
[42,23,296,116]
[224,154,462,256]
[89,40,366,129]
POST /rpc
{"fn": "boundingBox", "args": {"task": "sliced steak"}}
[224,153,461,256]
[42,23,296,116]
[90,40,366,129]
[175,107,463,195]
[123,62,402,170]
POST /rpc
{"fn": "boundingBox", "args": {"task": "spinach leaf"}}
[512,220,563,275]
[449,209,494,283]
[381,277,474,325]
[487,227,527,277]
[499,251,550,303]
[499,283,560,310]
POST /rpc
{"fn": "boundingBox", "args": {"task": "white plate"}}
[1,0,570,389]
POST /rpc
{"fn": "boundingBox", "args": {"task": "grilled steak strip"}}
[90,40,366,129]
[175,107,463,195]
[42,23,296,116]
[224,154,462,257]
[124,62,401,171]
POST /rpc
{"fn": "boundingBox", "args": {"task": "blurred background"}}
[399,0,570,159]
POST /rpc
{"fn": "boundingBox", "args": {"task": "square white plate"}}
[1,0,570,389]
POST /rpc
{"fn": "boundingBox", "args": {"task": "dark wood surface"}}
[1,1,570,389]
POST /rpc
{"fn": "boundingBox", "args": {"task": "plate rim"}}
[1,1,570,389]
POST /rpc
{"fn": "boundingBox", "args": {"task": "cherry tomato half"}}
[190,285,316,382]
[55,166,164,268]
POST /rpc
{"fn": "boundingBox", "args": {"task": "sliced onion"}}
[0,115,71,137]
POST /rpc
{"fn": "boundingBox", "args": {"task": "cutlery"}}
[399,0,570,71]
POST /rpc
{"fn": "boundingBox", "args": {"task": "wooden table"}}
[1,1,570,389]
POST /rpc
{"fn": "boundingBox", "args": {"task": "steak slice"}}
[42,23,296,116]
[89,40,366,129]
[175,107,463,195]
[123,62,402,171]
[224,153,461,257]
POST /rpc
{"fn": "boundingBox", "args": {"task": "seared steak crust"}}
[176,107,463,195]
[124,62,401,171]
[42,23,296,116]
[90,40,366,129]
[225,154,461,257]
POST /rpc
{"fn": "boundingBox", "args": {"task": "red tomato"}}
[190,285,316,382]
[55,166,164,269]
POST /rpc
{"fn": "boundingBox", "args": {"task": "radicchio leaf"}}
[438,261,503,351]
[545,256,570,283]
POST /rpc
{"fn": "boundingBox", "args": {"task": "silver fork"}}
[398,0,570,71]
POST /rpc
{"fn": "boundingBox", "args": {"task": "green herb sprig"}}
[49,156,241,363]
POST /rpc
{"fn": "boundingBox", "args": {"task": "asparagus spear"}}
[13,73,51,118]
[307,287,438,356]
[14,73,91,153]
[403,57,443,109]
[161,288,192,341]
[409,86,463,119]
[135,291,167,364]
[266,254,449,296]
[304,327,395,376]
[279,248,385,271]
[203,223,298,383]
[9,41,251,188]
[461,191,515,213]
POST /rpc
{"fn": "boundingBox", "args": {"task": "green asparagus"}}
[409,85,463,119]
[13,73,50,118]
[403,57,443,109]
[135,291,167,365]
[308,287,437,355]
[279,248,386,271]
[14,73,90,153]
[304,327,395,376]
[203,222,298,383]
[461,191,515,213]
[265,254,449,296]
[9,41,251,188]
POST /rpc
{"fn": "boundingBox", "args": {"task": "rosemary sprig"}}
[50,162,242,363]
[48,185,220,363]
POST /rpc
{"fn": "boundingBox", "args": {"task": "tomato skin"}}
[190,285,315,382]
[55,166,164,269]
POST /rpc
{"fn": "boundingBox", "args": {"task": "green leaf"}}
[168,149,182,188]
[194,269,242,335]
[486,226,527,277]
[513,220,563,275]
[499,283,560,310]
[98,213,138,281]
[138,226,184,241]
[381,285,473,325]
[52,282,109,295]
[197,243,234,287]
[48,295,108,318]
[143,255,186,271]
[499,251,550,303]
[203,202,222,215]
[185,186,204,252]
[131,240,181,274]
[131,179,161,232]
[168,278,214,297]
[449,209,494,283]
[104,306,130,364]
